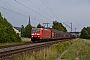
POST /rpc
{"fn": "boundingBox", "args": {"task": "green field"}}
[0,38,31,46]
[3,38,90,60]
[61,39,90,60]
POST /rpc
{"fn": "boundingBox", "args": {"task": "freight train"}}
[31,28,72,42]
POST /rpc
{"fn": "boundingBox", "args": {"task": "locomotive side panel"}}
[42,28,51,39]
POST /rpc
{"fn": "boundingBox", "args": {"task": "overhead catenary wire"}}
[2,0,52,23]
[0,0,53,27]
[41,0,61,21]
[1,0,45,24]
[41,0,50,10]
[2,0,29,16]
[44,0,52,10]
[27,0,53,19]
[0,5,27,17]
[45,0,61,20]
[0,6,43,24]
[14,0,52,21]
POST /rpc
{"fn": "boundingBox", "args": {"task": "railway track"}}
[0,39,69,60]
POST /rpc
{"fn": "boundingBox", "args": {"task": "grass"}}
[21,37,31,42]
[61,39,80,60]
[13,39,74,60]
[61,38,90,60]
[0,42,22,46]
[3,38,90,60]
[79,39,90,60]
[0,37,31,46]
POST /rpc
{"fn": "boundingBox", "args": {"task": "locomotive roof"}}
[52,29,62,32]
[51,28,70,34]
[32,28,43,29]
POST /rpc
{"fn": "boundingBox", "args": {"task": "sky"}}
[0,0,90,32]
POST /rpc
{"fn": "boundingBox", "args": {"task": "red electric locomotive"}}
[31,28,51,42]
[31,28,72,42]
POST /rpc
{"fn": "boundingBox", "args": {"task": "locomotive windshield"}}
[32,29,40,32]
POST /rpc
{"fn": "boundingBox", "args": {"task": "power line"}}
[1,0,46,24]
[32,18,43,23]
[63,22,74,32]
[0,5,27,17]
[14,0,52,21]
[41,0,61,21]
[0,7,43,24]
[41,0,50,10]
[28,0,53,19]
[0,0,53,26]
[2,0,29,16]
[44,0,51,10]
[45,0,61,20]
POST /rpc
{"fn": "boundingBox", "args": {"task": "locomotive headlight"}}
[32,36,33,37]
[37,34,40,35]
[32,34,34,35]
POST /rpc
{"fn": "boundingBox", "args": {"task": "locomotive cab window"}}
[32,29,40,32]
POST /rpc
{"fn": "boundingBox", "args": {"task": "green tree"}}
[23,24,32,38]
[80,27,90,39]
[0,12,21,43]
[37,23,44,28]
[52,21,67,32]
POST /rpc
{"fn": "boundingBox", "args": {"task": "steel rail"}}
[0,39,69,60]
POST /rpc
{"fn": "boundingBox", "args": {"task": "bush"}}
[0,12,21,43]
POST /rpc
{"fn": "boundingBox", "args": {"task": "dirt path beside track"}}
[56,49,68,60]
[56,44,72,60]
[56,39,81,60]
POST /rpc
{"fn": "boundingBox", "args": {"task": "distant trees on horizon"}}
[80,27,90,39]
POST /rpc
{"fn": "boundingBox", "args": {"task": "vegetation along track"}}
[0,39,70,60]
